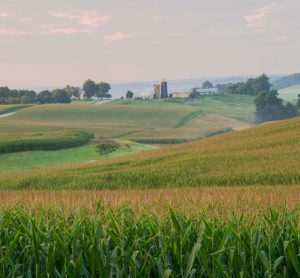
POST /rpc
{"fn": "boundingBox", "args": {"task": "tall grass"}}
[0,207,300,277]
[0,130,93,153]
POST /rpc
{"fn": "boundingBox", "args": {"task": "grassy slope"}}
[1,116,300,189]
[0,140,155,173]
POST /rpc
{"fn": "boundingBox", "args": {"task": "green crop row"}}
[0,130,94,153]
[0,207,300,277]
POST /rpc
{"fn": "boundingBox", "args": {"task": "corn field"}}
[0,130,93,154]
[0,207,300,277]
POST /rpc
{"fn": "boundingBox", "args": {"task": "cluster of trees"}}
[83,80,111,100]
[37,89,72,104]
[255,90,298,123]
[0,79,112,105]
[0,87,37,104]
[0,86,76,105]
[218,74,271,96]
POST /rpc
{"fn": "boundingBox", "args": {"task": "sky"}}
[0,0,299,88]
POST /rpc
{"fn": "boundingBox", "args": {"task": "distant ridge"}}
[273,73,300,90]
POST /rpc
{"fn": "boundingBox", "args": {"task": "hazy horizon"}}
[0,0,299,88]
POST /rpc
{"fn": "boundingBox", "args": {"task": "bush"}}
[97,137,121,155]
[0,130,94,153]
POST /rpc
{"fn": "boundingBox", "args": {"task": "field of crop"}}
[2,115,300,189]
[0,130,93,153]
[0,185,299,216]
[1,205,300,276]
[1,97,300,276]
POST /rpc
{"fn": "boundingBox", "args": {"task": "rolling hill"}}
[273,73,300,90]
[1,115,300,189]
[0,95,254,142]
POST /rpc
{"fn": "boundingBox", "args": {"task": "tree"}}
[255,90,298,123]
[97,137,120,155]
[37,90,53,104]
[126,91,134,99]
[83,79,97,99]
[202,81,213,89]
[65,86,80,98]
[96,82,111,100]
[52,89,71,103]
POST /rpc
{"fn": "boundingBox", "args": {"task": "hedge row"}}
[0,130,94,153]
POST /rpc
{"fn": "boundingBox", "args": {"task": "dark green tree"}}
[255,90,298,123]
[126,91,134,99]
[52,89,71,103]
[96,82,111,100]
[65,86,80,98]
[37,90,53,104]
[83,79,97,99]
[201,81,213,89]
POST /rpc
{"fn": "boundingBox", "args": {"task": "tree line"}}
[217,74,271,96]
[0,79,112,105]
[217,74,299,123]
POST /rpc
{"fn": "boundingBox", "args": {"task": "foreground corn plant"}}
[0,207,300,277]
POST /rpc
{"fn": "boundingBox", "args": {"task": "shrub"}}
[97,137,121,155]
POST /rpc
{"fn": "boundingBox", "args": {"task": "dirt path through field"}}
[0,112,16,118]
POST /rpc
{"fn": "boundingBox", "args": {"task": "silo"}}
[154,84,161,99]
[160,80,168,98]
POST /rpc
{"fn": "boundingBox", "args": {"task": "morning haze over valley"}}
[0,1,300,276]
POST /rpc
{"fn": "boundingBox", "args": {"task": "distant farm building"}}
[170,92,191,99]
[192,87,219,95]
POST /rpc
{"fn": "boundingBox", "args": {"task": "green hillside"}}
[1,115,300,189]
